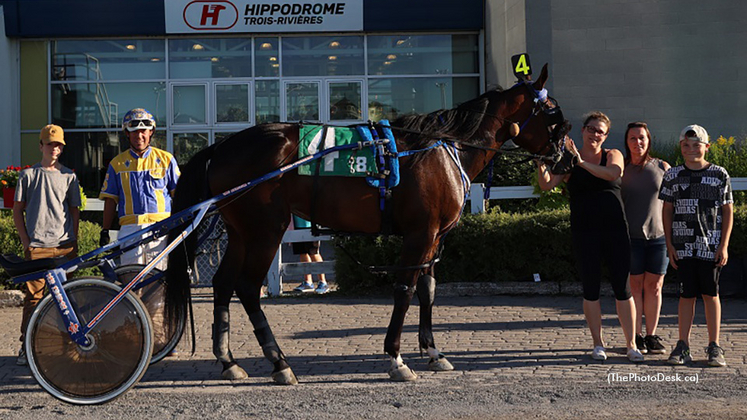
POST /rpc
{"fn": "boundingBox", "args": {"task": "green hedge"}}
[0,210,102,288]
[334,204,747,295]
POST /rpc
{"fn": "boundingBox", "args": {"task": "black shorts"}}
[292,241,320,255]
[677,258,720,298]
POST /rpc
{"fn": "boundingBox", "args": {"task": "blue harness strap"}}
[354,120,400,189]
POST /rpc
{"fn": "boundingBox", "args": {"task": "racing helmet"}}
[122,108,156,132]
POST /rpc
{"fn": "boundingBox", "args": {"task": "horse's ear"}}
[532,64,549,90]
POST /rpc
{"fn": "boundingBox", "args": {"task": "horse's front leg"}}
[385,233,439,381]
[385,280,418,381]
[235,280,298,386]
[417,270,454,372]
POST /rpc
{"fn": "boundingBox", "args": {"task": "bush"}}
[334,208,575,295]
[730,203,747,257]
[334,205,747,296]
[0,210,102,288]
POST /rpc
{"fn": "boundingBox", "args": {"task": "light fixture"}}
[126,44,136,50]
[396,39,406,46]
[329,41,340,48]
[192,43,204,50]
[260,42,272,49]
[271,63,279,68]
[269,56,277,61]
[328,55,337,61]
[211,57,219,62]
[151,58,160,62]
[384,61,392,65]
[386,54,397,60]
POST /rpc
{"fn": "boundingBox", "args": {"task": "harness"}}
[303,80,570,272]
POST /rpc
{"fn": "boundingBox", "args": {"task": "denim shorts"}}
[630,236,669,275]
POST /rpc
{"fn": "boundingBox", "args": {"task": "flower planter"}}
[2,187,15,208]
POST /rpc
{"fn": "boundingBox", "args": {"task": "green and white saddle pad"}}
[298,125,376,176]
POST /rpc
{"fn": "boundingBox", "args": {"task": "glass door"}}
[214,82,252,126]
[327,80,364,123]
[171,131,210,165]
[284,81,321,122]
[170,83,208,126]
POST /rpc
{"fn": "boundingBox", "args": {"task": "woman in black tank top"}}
[536,111,642,363]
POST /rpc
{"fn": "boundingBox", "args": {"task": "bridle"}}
[503,80,570,166]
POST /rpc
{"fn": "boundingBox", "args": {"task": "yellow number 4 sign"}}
[511,53,532,80]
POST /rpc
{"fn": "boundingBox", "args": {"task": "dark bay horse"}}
[166,64,572,383]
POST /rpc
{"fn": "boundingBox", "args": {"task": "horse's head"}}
[502,64,576,174]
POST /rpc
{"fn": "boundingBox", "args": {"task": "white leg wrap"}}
[427,347,440,359]
[388,354,418,382]
[390,354,405,370]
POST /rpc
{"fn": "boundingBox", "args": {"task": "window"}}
[368,77,479,120]
[52,40,166,81]
[367,34,479,76]
[44,33,481,193]
[255,37,279,77]
[282,36,364,77]
[51,82,166,129]
[169,38,252,79]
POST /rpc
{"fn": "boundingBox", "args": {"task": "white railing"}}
[469,177,747,214]
[9,177,744,295]
[266,229,334,297]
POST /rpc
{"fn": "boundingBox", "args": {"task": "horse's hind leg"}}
[212,228,249,380]
[417,269,454,372]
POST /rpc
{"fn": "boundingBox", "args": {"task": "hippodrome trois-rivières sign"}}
[166,0,363,33]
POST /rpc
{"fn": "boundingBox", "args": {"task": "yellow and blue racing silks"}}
[99,148,180,226]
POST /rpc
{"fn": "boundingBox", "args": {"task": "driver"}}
[99,108,180,270]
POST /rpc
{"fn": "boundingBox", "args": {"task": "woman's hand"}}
[565,136,583,165]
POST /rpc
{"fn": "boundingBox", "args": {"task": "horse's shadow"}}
[134,346,684,388]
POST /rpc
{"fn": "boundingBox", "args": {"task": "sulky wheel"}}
[25,278,153,405]
[114,265,186,363]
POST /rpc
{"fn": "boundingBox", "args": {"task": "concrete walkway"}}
[1,290,745,390]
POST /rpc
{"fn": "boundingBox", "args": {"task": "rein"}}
[390,124,558,161]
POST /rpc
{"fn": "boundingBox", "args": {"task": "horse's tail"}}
[165,143,217,334]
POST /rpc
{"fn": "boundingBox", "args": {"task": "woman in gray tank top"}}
[621,122,671,356]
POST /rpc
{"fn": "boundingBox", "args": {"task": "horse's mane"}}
[392,86,504,151]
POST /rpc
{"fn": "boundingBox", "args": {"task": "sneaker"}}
[644,335,666,355]
[668,340,692,365]
[627,347,645,362]
[635,334,648,354]
[591,346,607,361]
[294,282,314,292]
[706,342,726,367]
[315,282,330,294]
[16,348,27,366]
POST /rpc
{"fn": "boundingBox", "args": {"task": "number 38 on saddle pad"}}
[297,120,400,188]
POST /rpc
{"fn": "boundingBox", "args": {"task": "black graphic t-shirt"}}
[658,164,733,261]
